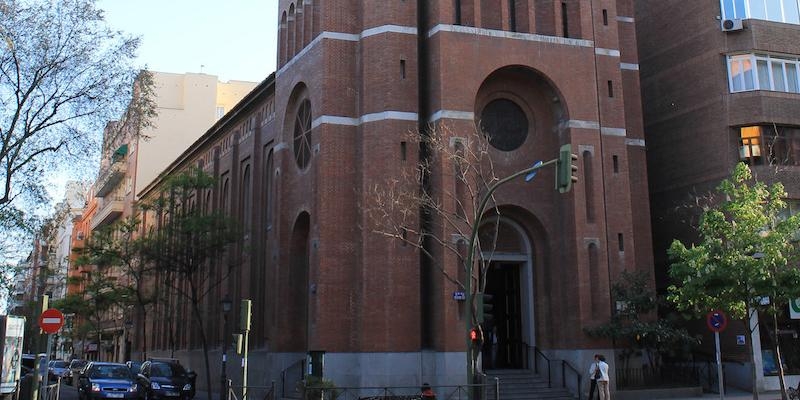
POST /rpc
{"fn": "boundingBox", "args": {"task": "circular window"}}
[479,99,529,151]
[293,100,312,169]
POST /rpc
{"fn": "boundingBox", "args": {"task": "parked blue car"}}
[77,362,139,400]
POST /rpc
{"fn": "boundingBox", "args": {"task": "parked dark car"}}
[67,359,88,385]
[137,360,196,400]
[49,360,70,381]
[77,362,139,400]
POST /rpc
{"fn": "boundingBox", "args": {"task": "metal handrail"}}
[561,360,581,400]
[533,346,552,388]
[228,381,275,400]
[280,358,305,398]
[533,346,581,399]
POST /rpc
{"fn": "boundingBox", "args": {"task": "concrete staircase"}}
[486,369,577,400]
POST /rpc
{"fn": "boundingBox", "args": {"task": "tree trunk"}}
[191,300,212,400]
[773,313,788,400]
[747,314,760,400]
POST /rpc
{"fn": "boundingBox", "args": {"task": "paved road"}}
[56,381,79,400]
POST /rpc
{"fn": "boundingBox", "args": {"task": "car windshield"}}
[70,360,86,369]
[52,361,68,368]
[150,363,185,378]
[91,365,132,379]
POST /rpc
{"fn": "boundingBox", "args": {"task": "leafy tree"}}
[52,269,132,357]
[668,162,800,400]
[139,168,240,400]
[0,0,140,215]
[586,270,698,372]
[73,217,157,359]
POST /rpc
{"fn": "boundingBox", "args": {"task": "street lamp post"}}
[220,297,232,400]
[463,156,563,386]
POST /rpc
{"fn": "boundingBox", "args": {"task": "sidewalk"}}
[194,387,786,400]
[670,388,783,400]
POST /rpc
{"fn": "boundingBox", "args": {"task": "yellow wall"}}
[134,72,257,196]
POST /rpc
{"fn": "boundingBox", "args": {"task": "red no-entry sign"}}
[38,308,64,334]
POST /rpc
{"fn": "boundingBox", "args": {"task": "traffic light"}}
[470,326,483,349]
[478,293,494,324]
[556,143,578,193]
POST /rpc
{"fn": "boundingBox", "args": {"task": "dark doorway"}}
[482,262,524,369]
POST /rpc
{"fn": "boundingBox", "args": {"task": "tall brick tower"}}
[271,0,652,389]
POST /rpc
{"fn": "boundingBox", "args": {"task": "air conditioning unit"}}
[721,18,743,32]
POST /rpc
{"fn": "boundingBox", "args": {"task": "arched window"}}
[241,165,252,234]
[264,150,274,232]
[280,12,288,65]
[583,150,594,222]
[288,4,296,57]
[588,243,601,315]
[286,212,310,349]
[293,100,313,169]
[221,177,230,216]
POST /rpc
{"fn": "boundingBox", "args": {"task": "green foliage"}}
[668,163,800,321]
[586,270,698,360]
[139,167,239,281]
[138,167,240,400]
[301,376,339,400]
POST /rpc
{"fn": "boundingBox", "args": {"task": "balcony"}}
[95,144,129,198]
[94,161,127,198]
[91,196,124,230]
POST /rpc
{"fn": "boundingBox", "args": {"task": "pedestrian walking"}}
[588,354,601,400]
[596,354,611,400]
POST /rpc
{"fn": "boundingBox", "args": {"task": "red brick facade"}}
[139,0,653,390]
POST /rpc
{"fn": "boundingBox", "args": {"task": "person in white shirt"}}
[588,354,601,400]
[596,354,611,400]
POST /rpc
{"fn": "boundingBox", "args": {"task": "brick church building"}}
[137,0,654,392]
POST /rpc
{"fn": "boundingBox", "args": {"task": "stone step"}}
[486,369,576,400]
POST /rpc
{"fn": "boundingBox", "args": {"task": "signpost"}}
[38,308,64,400]
[707,310,728,400]
[790,298,800,319]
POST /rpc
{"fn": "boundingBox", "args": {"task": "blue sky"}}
[98,0,279,82]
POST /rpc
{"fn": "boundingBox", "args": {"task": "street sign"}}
[706,310,728,333]
[790,298,800,319]
[737,335,746,345]
[38,308,64,334]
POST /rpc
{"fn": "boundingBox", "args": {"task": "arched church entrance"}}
[478,216,535,370]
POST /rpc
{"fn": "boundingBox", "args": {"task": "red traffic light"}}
[469,327,483,347]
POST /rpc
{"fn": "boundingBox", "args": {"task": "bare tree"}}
[139,168,240,400]
[0,0,140,212]
[367,124,525,380]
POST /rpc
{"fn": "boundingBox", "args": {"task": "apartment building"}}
[74,72,256,362]
[636,0,800,391]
